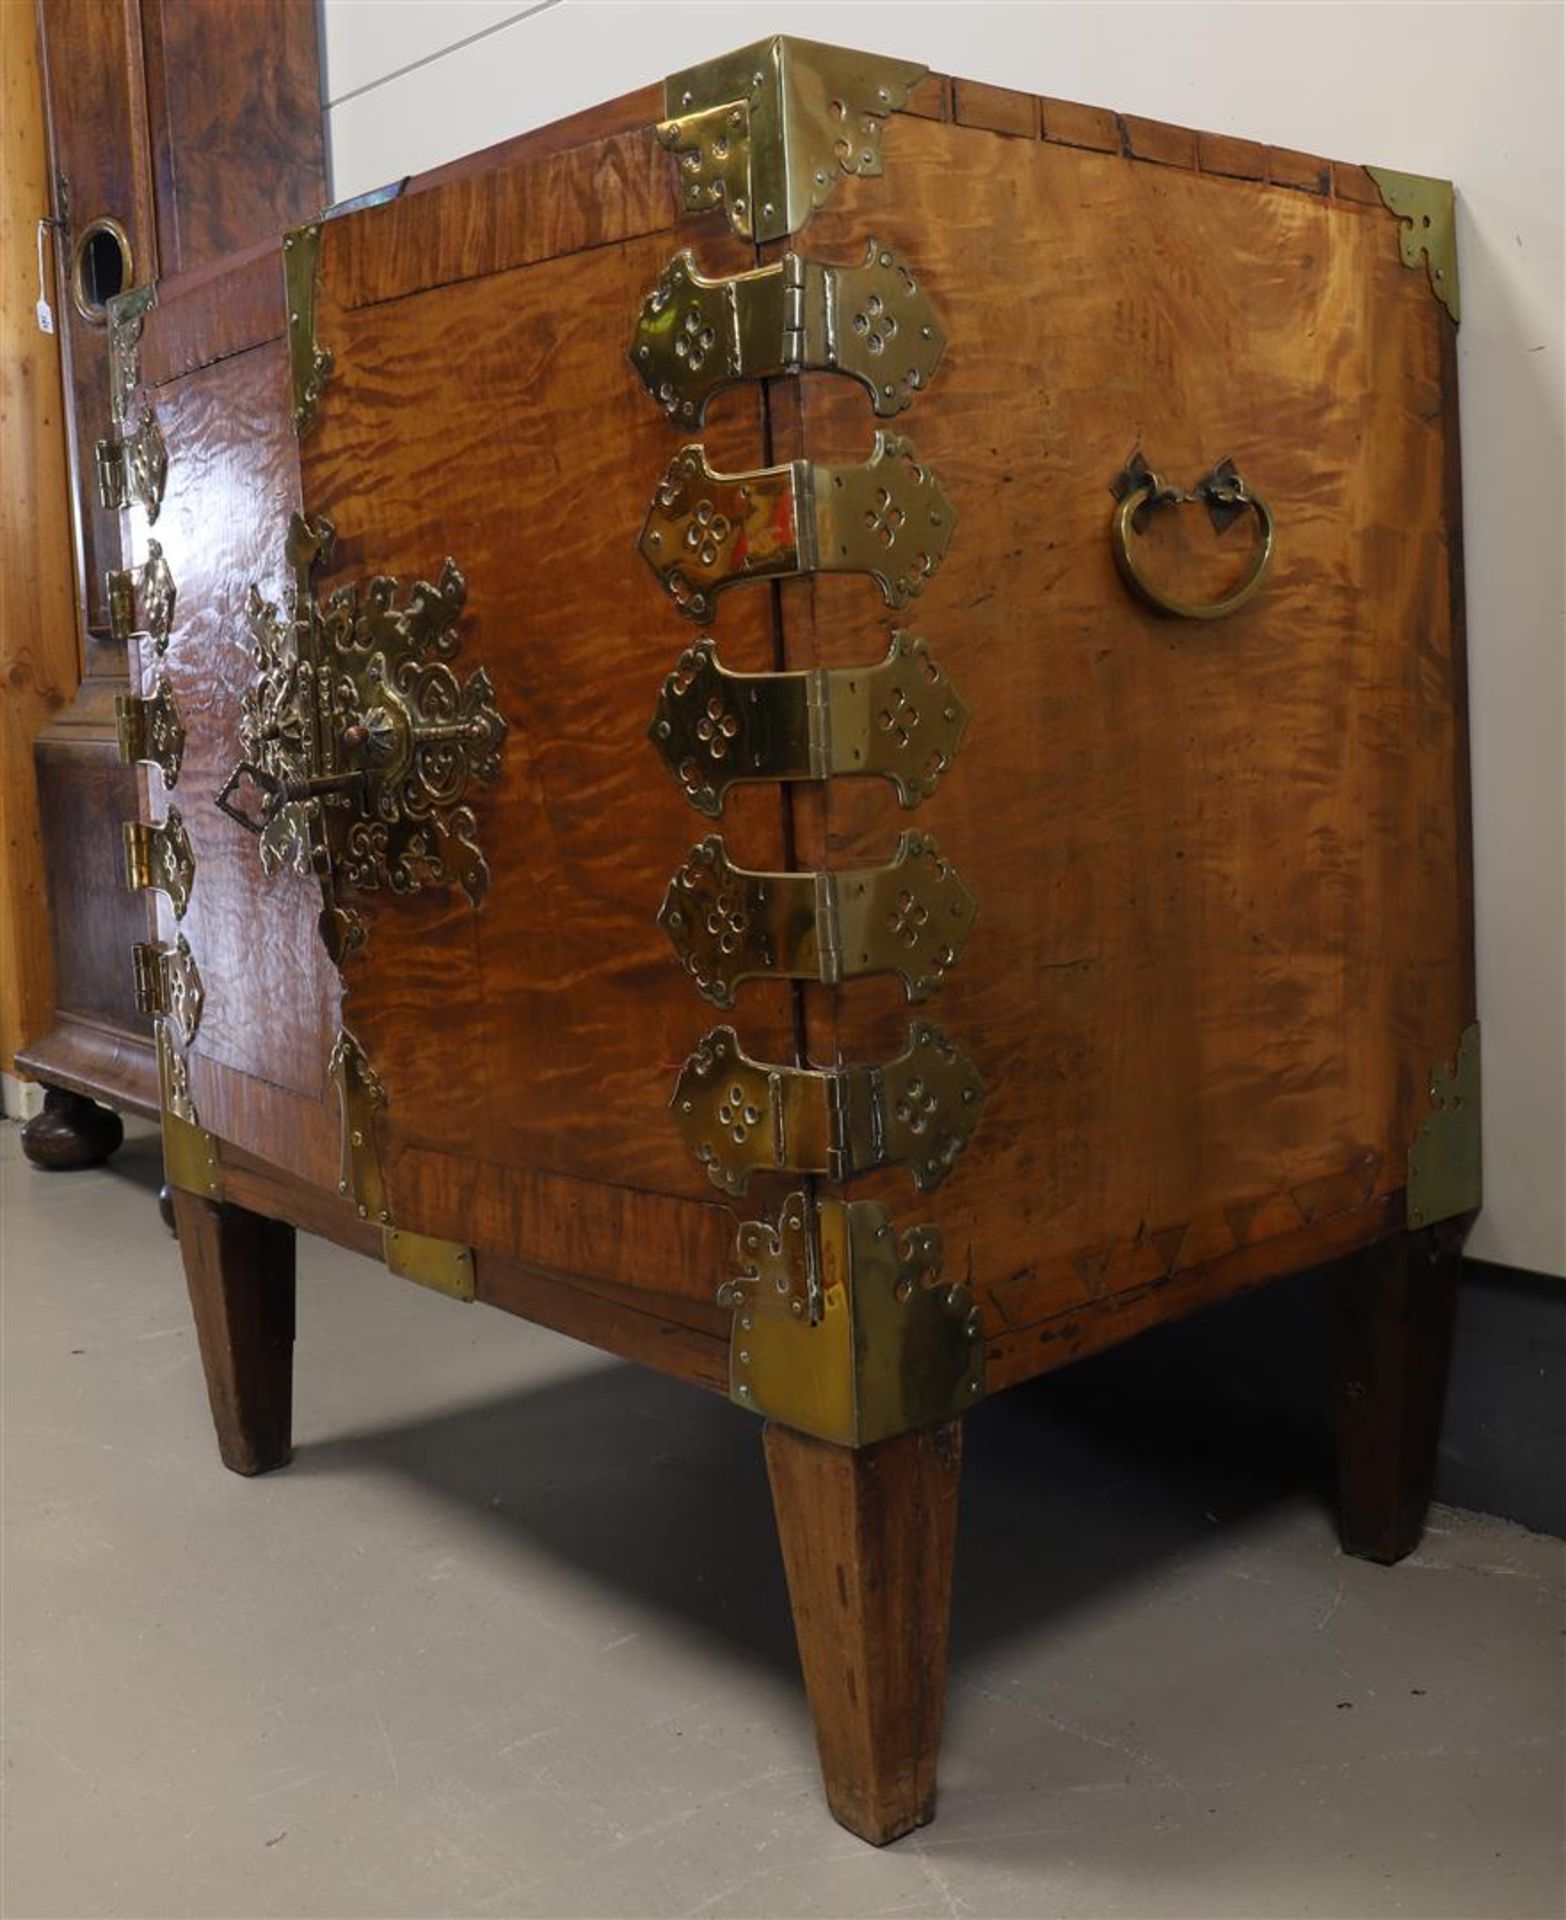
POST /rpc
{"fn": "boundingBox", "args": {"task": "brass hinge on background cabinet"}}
[95,409,166,519]
[123,810,194,919]
[327,1028,475,1300]
[1366,168,1459,323]
[131,936,203,1044]
[661,830,975,1006]
[718,1191,985,1446]
[660,37,926,243]
[106,539,176,650]
[640,432,956,622]
[673,1021,985,1196]
[629,240,945,425]
[1407,1023,1481,1228]
[116,677,185,785]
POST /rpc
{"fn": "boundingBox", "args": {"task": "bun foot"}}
[19,1088,125,1171]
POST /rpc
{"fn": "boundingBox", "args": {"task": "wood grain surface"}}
[772,109,1468,1361]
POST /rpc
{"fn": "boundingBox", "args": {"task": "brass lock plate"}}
[216,514,508,965]
[116,677,185,786]
[672,1020,985,1196]
[661,829,975,1006]
[629,239,945,425]
[648,631,968,816]
[640,431,955,622]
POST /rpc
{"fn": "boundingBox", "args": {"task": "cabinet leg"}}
[764,1420,962,1845]
[19,1087,124,1170]
[170,1188,296,1476]
[1332,1223,1465,1565]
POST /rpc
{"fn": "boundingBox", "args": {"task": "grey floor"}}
[3,1119,1562,1920]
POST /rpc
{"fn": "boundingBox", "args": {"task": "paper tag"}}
[36,296,54,335]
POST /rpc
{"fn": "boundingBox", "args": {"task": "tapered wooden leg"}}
[170,1189,296,1476]
[764,1420,961,1845]
[1332,1222,1466,1564]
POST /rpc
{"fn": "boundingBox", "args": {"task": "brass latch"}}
[661,830,975,1007]
[130,935,203,1044]
[673,1021,985,1196]
[629,239,945,425]
[718,1191,984,1446]
[639,432,956,622]
[649,631,968,816]
[123,810,194,919]
[106,538,176,650]
[659,36,926,243]
[95,409,166,519]
[215,513,508,965]
[116,677,185,785]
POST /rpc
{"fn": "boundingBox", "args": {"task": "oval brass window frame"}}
[70,216,134,326]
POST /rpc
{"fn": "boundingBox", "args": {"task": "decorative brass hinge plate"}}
[131,935,203,1044]
[106,538,176,650]
[661,830,975,1007]
[156,1022,220,1199]
[106,282,155,427]
[1407,1023,1481,1228]
[123,809,195,919]
[215,513,508,965]
[673,1021,984,1196]
[629,239,945,426]
[719,1190,984,1445]
[327,1027,475,1299]
[640,432,955,622]
[1366,168,1459,324]
[660,36,926,243]
[283,221,333,434]
[116,677,185,785]
[649,630,968,816]
[95,409,166,520]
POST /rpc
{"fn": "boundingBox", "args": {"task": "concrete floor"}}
[3,1119,1562,1920]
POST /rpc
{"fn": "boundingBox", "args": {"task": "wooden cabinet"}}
[17,0,323,1164]
[122,38,1478,1841]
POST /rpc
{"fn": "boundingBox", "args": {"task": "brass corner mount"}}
[659,36,926,243]
[1366,167,1459,324]
[1407,1023,1481,1229]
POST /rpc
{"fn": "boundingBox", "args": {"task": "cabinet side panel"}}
[780,116,1466,1344]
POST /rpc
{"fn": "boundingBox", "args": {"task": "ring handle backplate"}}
[1110,452,1275,621]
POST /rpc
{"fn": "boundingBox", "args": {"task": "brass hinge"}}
[629,239,945,426]
[327,1027,475,1300]
[661,830,975,1007]
[659,36,926,243]
[282,221,333,435]
[130,935,203,1044]
[116,676,185,785]
[106,282,155,426]
[649,631,968,817]
[123,809,195,919]
[95,408,167,520]
[106,538,176,650]
[1407,1023,1481,1228]
[156,1022,221,1199]
[639,432,956,622]
[672,1021,985,1197]
[719,1190,984,1446]
[1366,168,1459,324]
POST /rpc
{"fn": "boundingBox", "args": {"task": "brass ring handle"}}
[1111,454,1275,621]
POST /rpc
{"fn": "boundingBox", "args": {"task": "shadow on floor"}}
[285,1321,1339,1689]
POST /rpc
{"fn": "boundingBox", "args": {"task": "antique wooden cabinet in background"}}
[112,39,1477,1842]
[16,0,323,1167]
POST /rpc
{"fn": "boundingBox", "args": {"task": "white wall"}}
[320,0,1565,1277]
